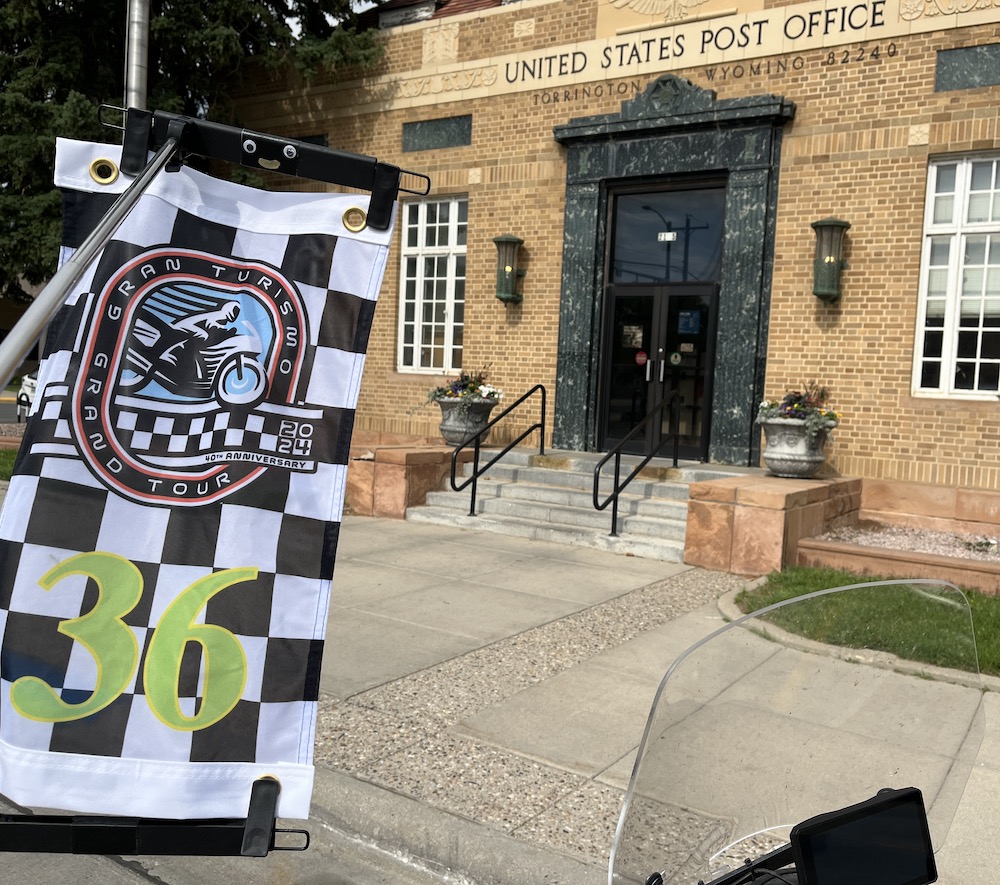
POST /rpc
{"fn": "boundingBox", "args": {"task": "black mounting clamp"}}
[0,777,308,857]
[108,105,431,231]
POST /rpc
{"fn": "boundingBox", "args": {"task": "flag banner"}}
[0,138,393,819]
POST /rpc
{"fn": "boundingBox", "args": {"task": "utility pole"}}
[680,214,710,281]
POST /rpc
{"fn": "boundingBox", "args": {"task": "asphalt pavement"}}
[0,393,21,424]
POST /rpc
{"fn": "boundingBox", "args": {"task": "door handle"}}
[645,359,652,382]
[659,359,665,383]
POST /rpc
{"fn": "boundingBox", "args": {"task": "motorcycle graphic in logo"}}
[73,248,319,506]
[120,284,271,408]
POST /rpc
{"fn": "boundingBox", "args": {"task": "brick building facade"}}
[235,0,1000,500]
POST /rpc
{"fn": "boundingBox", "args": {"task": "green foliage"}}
[0,0,383,301]
[0,449,17,482]
[736,566,864,605]
[738,566,1000,678]
[428,367,504,403]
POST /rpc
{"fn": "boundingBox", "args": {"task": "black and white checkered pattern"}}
[26,388,338,467]
[0,139,394,820]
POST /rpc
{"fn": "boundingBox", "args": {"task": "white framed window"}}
[397,196,467,372]
[914,156,1000,397]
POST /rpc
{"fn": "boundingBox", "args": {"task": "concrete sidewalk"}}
[316,517,1000,884]
[313,516,745,882]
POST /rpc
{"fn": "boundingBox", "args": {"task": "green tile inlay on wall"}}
[936,44,1000,92]
[403,116,472,152]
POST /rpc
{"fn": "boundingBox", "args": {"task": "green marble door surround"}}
[553,74,795,465]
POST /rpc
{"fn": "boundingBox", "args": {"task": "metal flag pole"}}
[0,135,180,389]
[124,0,150,110]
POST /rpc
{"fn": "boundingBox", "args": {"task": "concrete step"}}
[495,448,747,482]
[460,462,659,498]
[480,476,689,518]
[404,506,687,562]
[409,447,712,561]
[430,478,689,524]
[466,450,742,487]
[424,487,621,532]
[621,514,687,541]
[488,495,633,532]
[460,461,706,503]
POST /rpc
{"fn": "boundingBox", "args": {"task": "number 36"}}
[11,551,256,732]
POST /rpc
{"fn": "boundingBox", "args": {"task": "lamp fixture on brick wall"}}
[811,217,850,303]
[493,234,525,305]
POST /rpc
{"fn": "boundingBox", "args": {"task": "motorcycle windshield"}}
[609,580,985,885]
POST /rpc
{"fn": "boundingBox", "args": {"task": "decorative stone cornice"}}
[900,0,1000,19]
[609,0,713,24]
[398,66,499,98]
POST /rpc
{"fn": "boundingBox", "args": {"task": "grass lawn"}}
[0,449,16,482]
[737,566,1000,679]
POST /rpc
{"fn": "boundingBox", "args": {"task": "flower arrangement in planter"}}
[428,366,503,405]
[757,382,840,438]
[756,382,840,478]
[427,367,503,445]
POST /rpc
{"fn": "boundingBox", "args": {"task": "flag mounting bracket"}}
[0,777,309,856]
[103,104,430,232]
[0,106,430,389]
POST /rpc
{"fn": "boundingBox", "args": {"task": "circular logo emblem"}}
[73,248,312,506]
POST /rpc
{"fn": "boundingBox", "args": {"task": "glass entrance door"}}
[599,184,725,459]
[602,285,718,459]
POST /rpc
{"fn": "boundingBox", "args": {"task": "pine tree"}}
[0,0,382,301]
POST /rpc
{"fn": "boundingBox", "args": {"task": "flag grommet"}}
[343,207,367,232]
[89,158,119,185]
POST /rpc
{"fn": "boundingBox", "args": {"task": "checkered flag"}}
[0,139,393,820]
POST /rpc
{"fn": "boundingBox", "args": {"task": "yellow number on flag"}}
[144,568,256,731]
[11,552,142,722]
[9,552,256,732]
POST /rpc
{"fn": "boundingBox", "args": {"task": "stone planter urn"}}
[435,398,497,445]
[759,417,832,479]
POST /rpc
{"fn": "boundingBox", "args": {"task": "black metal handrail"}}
[450,384,546,517]
[593,391,682,537]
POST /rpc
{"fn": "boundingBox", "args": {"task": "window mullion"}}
[942,232,963,393]
[443,254,457,356]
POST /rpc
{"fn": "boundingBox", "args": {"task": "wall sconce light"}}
[493,234,525,305]
[811,217,851,303]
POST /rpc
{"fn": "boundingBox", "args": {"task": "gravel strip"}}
[819,520,1000,562]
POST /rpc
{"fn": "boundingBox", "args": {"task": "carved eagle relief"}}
[610,0,713,23]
